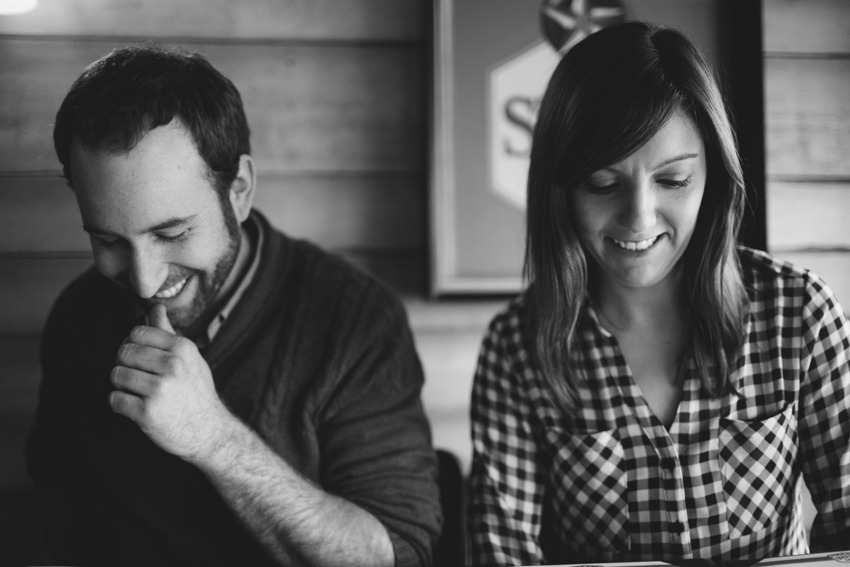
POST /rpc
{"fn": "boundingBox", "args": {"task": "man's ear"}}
[229,154,256,223]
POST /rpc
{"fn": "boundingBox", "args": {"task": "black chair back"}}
[433,448,467,566]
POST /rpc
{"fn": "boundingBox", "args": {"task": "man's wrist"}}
[187,405,248,471]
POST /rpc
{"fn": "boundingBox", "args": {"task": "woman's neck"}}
[594,268,688,333]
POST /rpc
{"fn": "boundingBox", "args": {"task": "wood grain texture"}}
[255,174,425,249]
[0,174,425,252]
[763,0,850,54]
[767,181,850,251]
[0,0,423,42]
[0,39,424,174]
[0,177,88,253]
[765,58,850,178]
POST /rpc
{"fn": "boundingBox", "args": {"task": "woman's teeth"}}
[613,235,659,251]
[154,277,188,299]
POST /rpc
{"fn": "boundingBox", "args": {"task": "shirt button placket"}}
[661,455,692,556]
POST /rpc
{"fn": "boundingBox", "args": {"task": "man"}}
[25,44,441,567]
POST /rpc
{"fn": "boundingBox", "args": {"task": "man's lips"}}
[154,276,189,299]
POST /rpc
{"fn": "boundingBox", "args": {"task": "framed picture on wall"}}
[429,0,745,295]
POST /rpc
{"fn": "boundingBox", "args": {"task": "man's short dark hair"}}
[53,43,251,200]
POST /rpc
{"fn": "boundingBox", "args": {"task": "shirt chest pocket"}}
[719,402,798,539]
[546,428,630,553]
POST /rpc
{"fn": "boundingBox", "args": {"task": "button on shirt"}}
[469,247,850,565]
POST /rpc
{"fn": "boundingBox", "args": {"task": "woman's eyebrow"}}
[654,152,700,169]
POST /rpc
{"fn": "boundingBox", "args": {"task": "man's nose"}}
[617,183,657,234]
[128,245,169,299]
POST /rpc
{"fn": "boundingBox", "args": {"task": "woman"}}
[468,21,850,565]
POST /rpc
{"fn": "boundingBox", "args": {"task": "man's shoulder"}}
[268,227,407,322]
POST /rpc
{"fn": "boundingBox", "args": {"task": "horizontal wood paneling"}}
[0,174,424,252]
[0,39,423,174]
[779,251,850,307]
[764,58,850,178]
[254,175,425,249]
[767,181,850,250]
[763,0,850,54]
[0,177,88,252]
[0,0,422,42]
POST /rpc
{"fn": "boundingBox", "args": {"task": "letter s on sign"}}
[503,96,539,157]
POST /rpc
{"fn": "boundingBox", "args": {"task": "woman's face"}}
[569,111,707,292]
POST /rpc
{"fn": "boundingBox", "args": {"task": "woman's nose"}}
[617,184,657,234]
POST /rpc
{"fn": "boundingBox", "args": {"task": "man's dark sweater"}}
[25,211,441,567]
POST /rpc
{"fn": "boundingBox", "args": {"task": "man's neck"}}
[182,222,254,341]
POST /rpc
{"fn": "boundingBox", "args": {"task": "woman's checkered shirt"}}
[469,247,850,565]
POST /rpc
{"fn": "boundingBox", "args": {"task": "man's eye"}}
[155,231,188,243]
[93,237,122,248]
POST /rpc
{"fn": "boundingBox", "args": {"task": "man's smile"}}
[154,276,189,299]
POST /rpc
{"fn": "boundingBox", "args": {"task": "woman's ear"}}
[228,154,256,223]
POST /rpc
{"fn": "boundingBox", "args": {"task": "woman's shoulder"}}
[737,245,809,280]
[485,292,534,336]
[736,245,843,313]
[480,293,531,354]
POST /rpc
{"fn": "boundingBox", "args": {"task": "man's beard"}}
[134,203,242,338]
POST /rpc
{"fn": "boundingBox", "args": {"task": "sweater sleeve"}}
[315,285,441,567]
[25,271,120,564]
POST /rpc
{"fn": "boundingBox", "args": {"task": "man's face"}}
[70,121,241,335]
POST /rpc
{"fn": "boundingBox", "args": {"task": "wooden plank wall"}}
[0,0,503,503]
[763,0,850,304]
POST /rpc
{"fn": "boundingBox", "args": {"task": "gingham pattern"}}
[469,247,850,566]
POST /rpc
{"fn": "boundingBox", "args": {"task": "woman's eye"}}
[658,176,692,189]
[585,181,619,193]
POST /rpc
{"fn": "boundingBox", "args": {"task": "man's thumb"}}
[150,304,175,334]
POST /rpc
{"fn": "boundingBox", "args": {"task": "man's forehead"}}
[69,124,219,236]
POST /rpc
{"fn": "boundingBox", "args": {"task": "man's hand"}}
[108,304,232,462]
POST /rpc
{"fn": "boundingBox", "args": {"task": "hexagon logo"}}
[487,0,625,210]
[488,42,560,210]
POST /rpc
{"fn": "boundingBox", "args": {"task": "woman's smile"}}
[609,234,662,252]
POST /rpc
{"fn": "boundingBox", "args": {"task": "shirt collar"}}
[199,213,264,347]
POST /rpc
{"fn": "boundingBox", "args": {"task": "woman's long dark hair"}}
[524,22,749,409]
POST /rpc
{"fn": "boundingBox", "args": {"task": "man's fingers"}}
[116,342,179,375]
[108,390,145,421]
[149,304,175,334]
[111,365,160,397]
[123,324,178,350]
